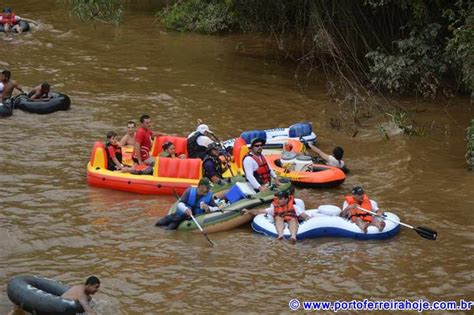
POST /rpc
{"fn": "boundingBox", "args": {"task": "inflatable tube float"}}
[87,136,242,195]
[223,122,317,150]
[252,205,401,240]
[265,153,346,188]
[0,98,13,117]
[0,20,30,33]
[7,275,84,315]
[14,92,71,114]
[168,181,292,233]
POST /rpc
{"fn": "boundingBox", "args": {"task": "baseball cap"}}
[197,124,213,134]
[250,137,266,147]
[275,190,290,199]
[351,186,364,195]
[207,142,220,152]
[198,177,211,188]
[3,8,12,13]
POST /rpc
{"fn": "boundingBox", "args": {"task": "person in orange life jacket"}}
[155,178,222,230]
[159,141,186,158]
[133,114,166,166]
[243,137,281,192]
[119,120,136,147]
[1,70,24,102]
[203,142,228,184]
[28,82,52,101]
[243,189,311,244]
[187,124,214,159]
[0,8,23,33]
[105,131,123,171]
[340,186,385,233]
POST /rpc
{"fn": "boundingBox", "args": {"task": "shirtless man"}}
[1,70,24,102]
[7,276,100,315]
[28,82,52,101]
[119,120,136,147]
[61,276,100,315]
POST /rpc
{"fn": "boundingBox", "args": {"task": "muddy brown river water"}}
[0,1,473,314]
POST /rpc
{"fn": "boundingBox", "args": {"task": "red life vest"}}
[245,152,271,185]
[1,13,17,25]
[272,195,297,222]
[344,195,373,223]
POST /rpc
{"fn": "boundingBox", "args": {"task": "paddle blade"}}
[203,232,215,247]
[414,226,437,241]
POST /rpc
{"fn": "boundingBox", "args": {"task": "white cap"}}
[197,124,213,134]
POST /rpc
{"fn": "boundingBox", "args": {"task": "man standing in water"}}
[61,276,101,315]
[1,70,24,102]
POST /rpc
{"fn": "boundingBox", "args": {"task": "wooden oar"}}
[357,207,437,240]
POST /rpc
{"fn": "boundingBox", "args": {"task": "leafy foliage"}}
[366,24,447,98]
[467,119,474,170]
[159,0,238,33]
[159,0,472,98]
[68,0,123,25]
[445,1,474,92]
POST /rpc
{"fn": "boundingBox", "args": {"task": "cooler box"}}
[225,182,256,203]
[294,155,313,171]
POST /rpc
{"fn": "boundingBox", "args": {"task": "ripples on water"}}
[1,1,473,314]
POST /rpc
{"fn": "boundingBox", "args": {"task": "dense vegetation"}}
[69,0,472,100]
[160,0,473,99]
[468,119,474,170]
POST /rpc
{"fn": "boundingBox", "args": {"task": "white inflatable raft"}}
[251,205,401,240]
[223,122,317,149]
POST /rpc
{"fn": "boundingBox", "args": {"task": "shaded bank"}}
[159,0,473,99]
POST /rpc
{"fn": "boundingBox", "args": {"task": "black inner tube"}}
[7,275,84,315]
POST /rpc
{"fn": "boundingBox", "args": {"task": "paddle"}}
[357,207,437,241]
[189,213,215,247]
[172,189,215,246]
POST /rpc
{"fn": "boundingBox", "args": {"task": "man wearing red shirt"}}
[133,114,165,165]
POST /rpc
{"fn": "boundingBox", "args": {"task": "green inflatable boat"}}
[169,179,292,234]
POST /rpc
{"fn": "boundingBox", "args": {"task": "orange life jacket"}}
[245,152,271,185]
[273,196,297,222]
[1,13,17,25]
[345,195,373,222]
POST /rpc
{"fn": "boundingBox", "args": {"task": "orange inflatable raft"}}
[86,136,203,195]
[265,153,346,188]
